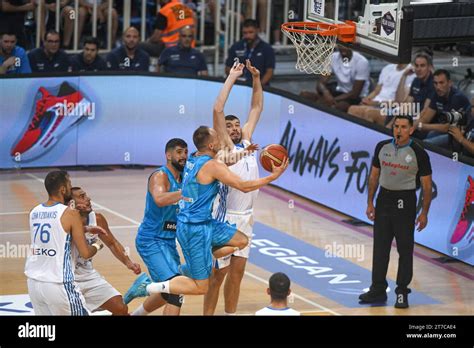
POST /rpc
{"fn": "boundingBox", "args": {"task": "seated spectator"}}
[385,52,435,130]
[0,0,34,48]
[28,30,72,72]
[255,272,300,316]
[0,31,31,74]
[225,19,275,85]
[76,0,118,47]
[41,0,75,48]
[158,26,207,76]
[421,69,472,150]
[71,36,107,71]
[141,0,195,58]
[106,26,150,71]
[300,45,370,112]
[348,64,413,126]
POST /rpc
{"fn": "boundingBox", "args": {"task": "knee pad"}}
[161,293,184,308]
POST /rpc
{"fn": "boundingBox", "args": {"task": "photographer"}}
[416,69,471,150]
[448,100,474,156]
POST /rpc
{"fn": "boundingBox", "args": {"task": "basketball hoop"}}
[281,21,356,76]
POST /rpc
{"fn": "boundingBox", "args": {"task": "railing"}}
[35,0,296,76]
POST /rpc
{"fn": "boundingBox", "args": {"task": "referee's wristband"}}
[92,242,103,251]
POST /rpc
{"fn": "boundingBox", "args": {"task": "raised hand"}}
[229,61,245,80]
[245,59,260,78]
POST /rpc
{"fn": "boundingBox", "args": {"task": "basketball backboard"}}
[302,0,474,63]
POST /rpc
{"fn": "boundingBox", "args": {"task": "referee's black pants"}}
[370,188,417,295]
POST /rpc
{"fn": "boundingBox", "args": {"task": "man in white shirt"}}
[300,45,370,112]
[347,64,414,125]
[255,272,300,316]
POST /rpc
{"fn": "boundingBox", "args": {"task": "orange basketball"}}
[260,144,288,172]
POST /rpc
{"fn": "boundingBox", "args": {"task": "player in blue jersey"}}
[124,138,188,315]
[124,126,288,300]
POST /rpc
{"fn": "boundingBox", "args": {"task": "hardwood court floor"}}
[0,168,472,315]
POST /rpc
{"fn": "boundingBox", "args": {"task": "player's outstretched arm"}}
[149,171,182,207]
[213,62,245,151]
[96,213,142,274]
[63,208,98,259]
[242,59,263,141]
[210,157,288,193]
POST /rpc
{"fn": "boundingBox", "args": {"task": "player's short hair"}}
[193,126,212,151]
[44,170,69,196]
[71,187,82,194]
[83,36,100,49]
[243,19,259,29]
[165,138,188,152]
[225,115,240,122]
[393,115,414,126]
[433,68,451,81]
[413,52,433,67]
[268,272,291,301]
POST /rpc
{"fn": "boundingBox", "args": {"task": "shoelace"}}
[28,93,54,130]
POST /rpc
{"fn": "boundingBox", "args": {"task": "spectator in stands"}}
[75,0,118,48]
[300,45,370,112]
[141,0,195,58]
[28,30,72,72]
[386,52,435,131]
[0,31,31,74]
[225,19,275,85]
[0,0,35,49]
[255,272,300,316]
[71,36,107,71]
[419,69,472,150]
[158,26,207,76]
[106,26,150,71]
[347,64,413,126]
[41,0,75,48]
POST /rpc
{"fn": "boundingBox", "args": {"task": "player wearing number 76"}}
[24,170,107,315]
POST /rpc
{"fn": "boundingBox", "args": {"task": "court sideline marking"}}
[24,172,340,315]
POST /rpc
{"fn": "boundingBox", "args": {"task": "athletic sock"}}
[224,311,236,315]
[146,280,170,294]
[131,304,149,316]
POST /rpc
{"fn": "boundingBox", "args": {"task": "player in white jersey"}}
[24,170,106,315]
[203,59,263,315]
[70,187,142,315]
[255,272,300,316]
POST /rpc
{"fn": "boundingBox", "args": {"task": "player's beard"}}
[171,159,185,172]
[63,191,72,204]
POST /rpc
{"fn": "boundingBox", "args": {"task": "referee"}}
[359,115,432,308]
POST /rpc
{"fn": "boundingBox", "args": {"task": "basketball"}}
[260,144,288,172]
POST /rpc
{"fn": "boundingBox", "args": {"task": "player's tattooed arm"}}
[213,62,245,150]
[96,213,142,274]
[149,171,183,206]
[217,143,259,166]
[242,59,263,141]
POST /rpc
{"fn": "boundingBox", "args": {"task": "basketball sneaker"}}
[10,81,92,161]
[123,273,151,304]
[450,175,474,250]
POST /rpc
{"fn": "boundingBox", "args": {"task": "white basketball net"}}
[282,24,337,76]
